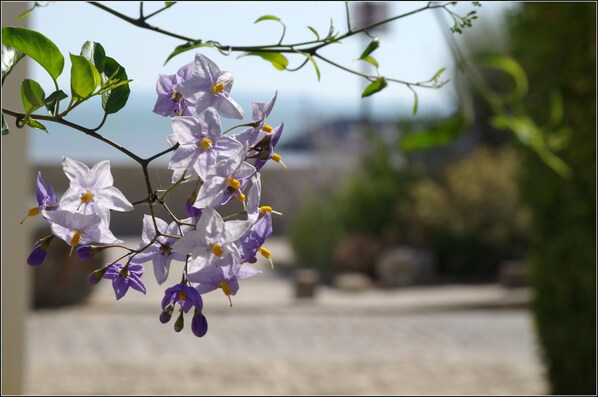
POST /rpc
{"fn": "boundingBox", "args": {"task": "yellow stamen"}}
[172,91,184,102]
[259,206,272,214]
[210,83,225,95]
[235,193,246,202]
[80,191,94,204]
[227,177,241,190]
[271,153,288,169]
[219,280,232,296]
[178,291,186,301]
[259,247,272,259]
[262,124,273,133]
[28,207,41,217]
[199,138,213,151]
[70,230,82,247]
[210,243,223,257]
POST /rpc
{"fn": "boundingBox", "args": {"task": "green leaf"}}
[327,18,335,38]
[165,2,176,6]
[401,129,461,151]
[475,55,528,102]
[412,90,419,116]
[307,26,320,40]
[304,53,320,81]
[25,116,48,133]
[164,40,214,65]
[242,51,288,71]
[20,79,46,114]
[69,53,101,100]
[359,37,380,59]
[2,27,64,81]
[432,67,446,81]
[80,41,106,74]
[101,57,130,114]
[2,112,9,135]
[254,15,282,23]
[360,55,379,68]
[1,43,24,85]
[44,89,68,116]
[361,77,387,98]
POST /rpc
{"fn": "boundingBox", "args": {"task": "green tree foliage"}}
[507,4,596,394]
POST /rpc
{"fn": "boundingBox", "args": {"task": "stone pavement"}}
[23,238,548,395]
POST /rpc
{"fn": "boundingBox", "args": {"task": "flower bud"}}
[27,245,47,267]
[192,309,208,337]
[160,305,174,324]
[185,193,202,218]
[87,266,110,285]
[174,311,184,332]
[76,245,102,261]
[27,235,54,266]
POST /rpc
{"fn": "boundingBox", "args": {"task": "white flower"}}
[173,207,250,268]
[59,157,134,224]
[45,209,121,246]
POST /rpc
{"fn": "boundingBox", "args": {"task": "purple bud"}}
[27,245,47,266]
[174,311,184,332]
[87,266,109,285]
[160,305,174,324]
[76,245,96,261]
[185,196,202,218]
[192,310,208,337]
[247,256,258,264]
[27,235,54,266]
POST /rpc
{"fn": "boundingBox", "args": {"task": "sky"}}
[16,1,517,163]
[27,2,514,110]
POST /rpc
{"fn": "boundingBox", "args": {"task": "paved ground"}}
[23,238,548,395]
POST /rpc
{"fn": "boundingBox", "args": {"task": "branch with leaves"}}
[84,1,479,113]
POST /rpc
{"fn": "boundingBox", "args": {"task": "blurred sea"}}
[27,90,445,168]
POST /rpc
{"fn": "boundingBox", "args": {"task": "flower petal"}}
[62,157,91,188]
[99,186,134,212]
[215,93,245,120]
[89,160,114,189]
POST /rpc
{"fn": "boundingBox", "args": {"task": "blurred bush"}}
[289,129,529,283]
[507,3,596,394]
[400,146,529,281]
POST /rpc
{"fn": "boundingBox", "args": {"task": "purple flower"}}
[27,235,54,266]
[175,53,244,119]
[237,212,273,263]
[233,92,285,171]
[247,123,285,172]
[235,91,278,149]
[21,172,59,224]
[103,263,146,300]
[161,283,203,313]
[153,61,194,117]
[187,254,260,305]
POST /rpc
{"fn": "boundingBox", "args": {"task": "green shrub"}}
[289,131,529,282]
[400,146,530,280]
[507,4,596,394]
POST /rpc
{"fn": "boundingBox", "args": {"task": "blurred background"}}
[2,1,595,395]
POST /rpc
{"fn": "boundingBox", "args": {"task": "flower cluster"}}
[24,53,285,338]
